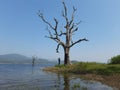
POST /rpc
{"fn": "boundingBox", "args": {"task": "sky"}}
[0,0,120,63]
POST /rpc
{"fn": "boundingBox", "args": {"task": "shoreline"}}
[43,67,120,89]
[75,73,120,90]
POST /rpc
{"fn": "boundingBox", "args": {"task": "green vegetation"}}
[72,83,80,90]
[109,55,120,64]
[51,62,120,75]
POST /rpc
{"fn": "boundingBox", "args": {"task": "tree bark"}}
[64,47,70,65]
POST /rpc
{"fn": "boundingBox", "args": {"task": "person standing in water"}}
[58,57,61,65]
[32,56,37,66]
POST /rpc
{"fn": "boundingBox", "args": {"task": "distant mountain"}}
[0,54,30,60]
[0,54,50,64]
[0,54,31,64]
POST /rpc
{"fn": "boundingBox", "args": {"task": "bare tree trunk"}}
[38,1,88,66]
[64,47,70,65]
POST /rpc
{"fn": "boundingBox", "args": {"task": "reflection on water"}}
[0,64,116,90]
[63,73,70,90]
[57,73,114,90]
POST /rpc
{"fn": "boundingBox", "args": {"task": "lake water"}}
[0,64,116,90]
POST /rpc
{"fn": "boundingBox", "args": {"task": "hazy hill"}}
[0,54,50,64]
[0,54,30,64]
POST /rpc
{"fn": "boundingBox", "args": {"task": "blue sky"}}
[0,0,120,63]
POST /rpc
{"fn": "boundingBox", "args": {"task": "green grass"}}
[54,62,120,75]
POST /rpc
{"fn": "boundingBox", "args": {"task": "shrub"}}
[109,55,120,64]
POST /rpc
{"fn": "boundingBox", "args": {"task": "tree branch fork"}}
[38,1,88,53]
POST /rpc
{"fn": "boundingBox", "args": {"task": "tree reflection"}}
[56,73,70,90]
[31,65,35,74]
[56,73,87,90]
[63,73,70,90]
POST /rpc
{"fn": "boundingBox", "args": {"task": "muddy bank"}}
[75,74,120,90]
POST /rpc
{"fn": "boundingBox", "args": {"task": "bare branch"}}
[69,20,81,34]
[72,27,78,33]
[62,1,69,24]
[54,18,58,30]
[45,36,57,40]
[76,20,82,26]
[59,31,66,36]
[69,6,77,26]
[38,12,66,47]
[46,26,53,37]
[56,44,60,53]
[70,38,88,48]
[45,34,66,49]
[62,1,67,16]
[53,18,59,37]
[38,1,88,65]
[69,23,75,33]
[73,6,77,12]
[38,12,55,30]
[70,39,73,44]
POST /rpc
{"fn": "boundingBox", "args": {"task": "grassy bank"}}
[44,62,120,75]
[44,62,120,89]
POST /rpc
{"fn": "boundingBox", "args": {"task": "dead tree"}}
[38,1,88,65]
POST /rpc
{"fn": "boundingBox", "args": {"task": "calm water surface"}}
[0,64,116,90]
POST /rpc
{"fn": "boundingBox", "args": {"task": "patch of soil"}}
[77,74,120,90]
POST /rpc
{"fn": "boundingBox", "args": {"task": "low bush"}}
[109,55,120,64]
